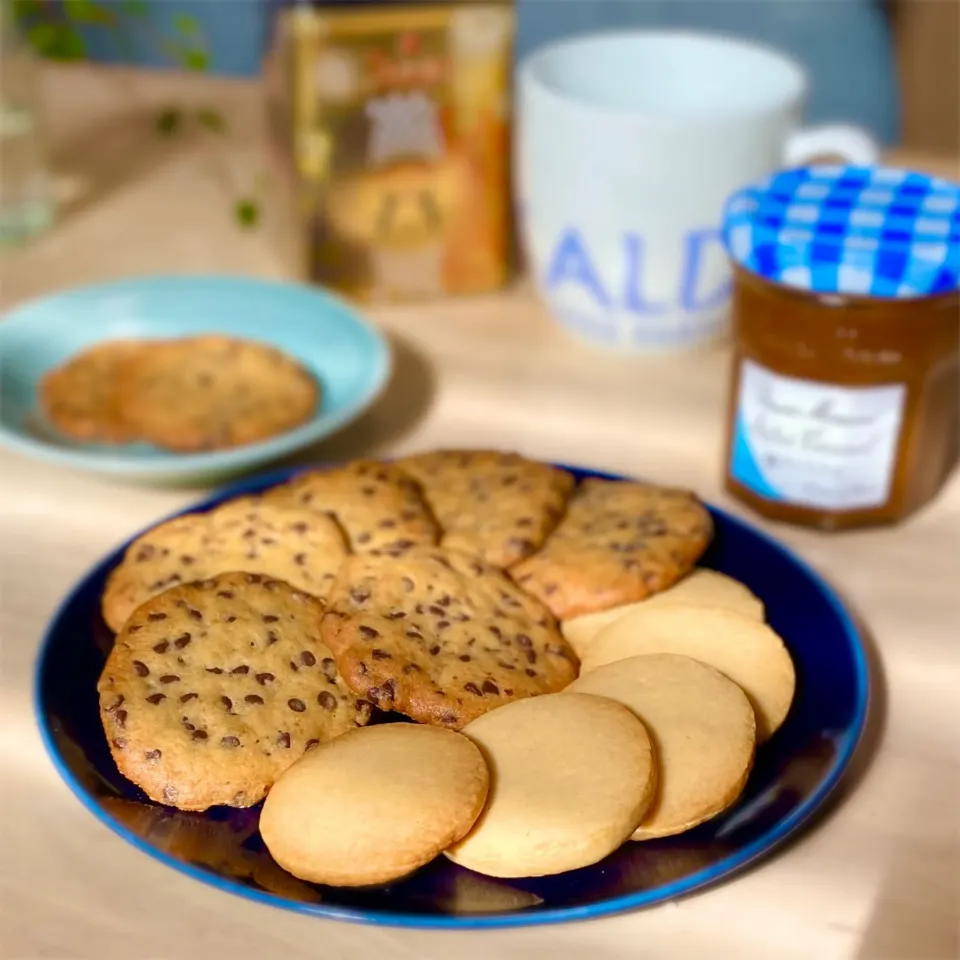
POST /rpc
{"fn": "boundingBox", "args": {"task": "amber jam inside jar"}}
[724,266,959,530]
[721,164,960,531]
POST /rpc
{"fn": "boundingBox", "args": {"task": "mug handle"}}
[783,124,881,167]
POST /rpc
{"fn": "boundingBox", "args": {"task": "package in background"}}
[265,1,514,302]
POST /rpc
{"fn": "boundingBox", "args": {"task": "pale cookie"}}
[101,497,348,632]
[39,340,148,443]
[511,478,713,619]
[396,450,575,568]
[567,654,756,839]
[446,693,656,878]
[264,459,438,552]
[581,606,796,741]
[562,569,764,659]
[98,572,372,811]
[260,723,489,887]
[320,546,578,729]
[116,335,318,452]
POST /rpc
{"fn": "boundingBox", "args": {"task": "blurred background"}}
[9,0,959,154]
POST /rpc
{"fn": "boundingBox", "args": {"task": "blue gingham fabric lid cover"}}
[722,165,960,298]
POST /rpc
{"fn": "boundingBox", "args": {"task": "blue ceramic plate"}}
[0,276,391,484]
[35,465,870,928]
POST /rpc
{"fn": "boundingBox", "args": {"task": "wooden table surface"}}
[2,66,958,960]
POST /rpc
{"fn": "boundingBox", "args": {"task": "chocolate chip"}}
[221,736,240,748]
[482,679,500,695]
[385,611,406,620]
[112,738,127,749]
[459,654,471,662]
[516,517,534,528]
[489,625,503,639]
[464,682,483,696]
[127,625,142,634]
[266,630,279,645]
[180,692,198,703]
[525,668,537,677]
[160,675,179,684]
[359,625,380,640]
[289,660,299,672]
[277,732,291,748]
[225,615,237,623]
[293,553,307,566]
[403,663,421,674]
[246,573,263,584]
[439,711,458,725]
[262,614,279,623]
[437,595,453,608]
[181,555,195,565]
[206,667,223,674]
[153,641,169,653]
[115,709,128,726]
[372,649,392,660]
[401,576,415,593]
[188,609,202,621]
[174,633,191,649]
[428,604,445,616]
[256,672,275,685]
[305,738,320,750]
[508,537,535,554]
[217,590,235,599]
[145,749,161,760]
[146,694,166,705]
[135,545,156,562]
[245,694,264,705]
[379,518,397,529]
[496,660,516,671]
[300,651,316,667]
[191,730,208,741]
[288,698,306,712]
[406,627,423,640]
[182,719,195,731]
[516,634,532,648]
[132,661,149,677]
[429,644,441,656]
[357,662,367,675]
[221,696,233,710]
[317,691,337,711]
[351,587,371,604]
[320,659,337,679]
[105,695,124,713]
[504,688,514,696]
[525,649,537,664]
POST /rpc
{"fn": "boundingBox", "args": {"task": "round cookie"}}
[511,478,713,620]
[115,335,319,452]
[101,497,348,632]
[395,450,575,568]
[98,572,372,811]
[567,654,756,839]
[264,459,439,553]
[561,569,765,659]
[581,606,796,741]
[446,693,656,878]
[260,723,489,887]
[39,339,148,443]
[320,545,578,729]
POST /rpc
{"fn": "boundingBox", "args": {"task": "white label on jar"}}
[730,359,906,511]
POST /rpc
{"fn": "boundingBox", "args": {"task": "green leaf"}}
[155,107,182,136]
[63,0,115,25]
[119,0,149,15]
[27,22,86,60]
[174,13,200,36]
[196,108,227,134]
[234,199,260,229]
[184,49,210,71]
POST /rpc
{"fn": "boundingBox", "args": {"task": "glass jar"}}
[721,165,960,531]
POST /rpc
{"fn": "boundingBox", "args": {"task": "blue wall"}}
[69,0,899,144]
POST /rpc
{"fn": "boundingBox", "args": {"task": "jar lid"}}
[721,165,960,298]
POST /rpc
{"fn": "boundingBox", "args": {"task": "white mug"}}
[516,31,880,351]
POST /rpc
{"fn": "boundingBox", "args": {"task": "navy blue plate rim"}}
[34,463,871,929]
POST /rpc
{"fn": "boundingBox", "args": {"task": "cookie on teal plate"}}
[0,275,391,485]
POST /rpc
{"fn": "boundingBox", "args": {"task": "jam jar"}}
[721,165,960,531]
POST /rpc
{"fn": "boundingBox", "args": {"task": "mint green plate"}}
[0,275,391,485]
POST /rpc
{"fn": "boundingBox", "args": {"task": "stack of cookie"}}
[96,450,796,885]
[39,335,318,451]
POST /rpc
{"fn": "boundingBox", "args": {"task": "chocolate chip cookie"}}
[115,335,319,452]
[101,497,348,633]
[264,459,438,552]
[320,546,578,729]
[511,478,713,619]
[98,572,372,811]
[39,340,148,443]
[395,450,574,568]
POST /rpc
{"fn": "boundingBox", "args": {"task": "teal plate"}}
[0,276,391,484]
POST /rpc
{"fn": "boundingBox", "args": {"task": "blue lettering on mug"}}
[544,226,730,314]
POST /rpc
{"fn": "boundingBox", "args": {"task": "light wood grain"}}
[1,65,958,960]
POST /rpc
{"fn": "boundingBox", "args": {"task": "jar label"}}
[730,359,906,511]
